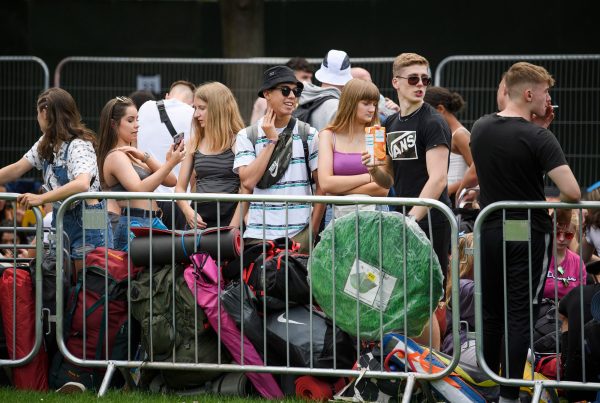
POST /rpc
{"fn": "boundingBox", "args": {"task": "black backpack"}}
[292,94,337,124]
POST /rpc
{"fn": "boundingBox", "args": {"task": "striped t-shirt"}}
[233,117,319,240]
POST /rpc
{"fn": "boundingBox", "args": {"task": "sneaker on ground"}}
[56,381,86,394]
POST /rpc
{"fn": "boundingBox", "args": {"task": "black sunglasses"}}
[274,86,302,97]
[396,75,432,86]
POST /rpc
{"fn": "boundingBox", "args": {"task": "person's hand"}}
[384,97,400,112]
[166,140,186,166]
[361,150,384,167]
[17,193,45,209]
[184,208,207,230]
[261,107,278,140]
[116,146,145,161]
[531,101,554,128]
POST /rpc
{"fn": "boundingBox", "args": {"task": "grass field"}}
[0,388,304,402]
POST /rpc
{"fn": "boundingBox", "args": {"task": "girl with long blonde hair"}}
[176,82,245,229]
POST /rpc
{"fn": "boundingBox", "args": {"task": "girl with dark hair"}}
[424,86,476,202]
[0,87,111,261]
[176,82,245,229]
[318,78,391,225]
[97,96,185,250]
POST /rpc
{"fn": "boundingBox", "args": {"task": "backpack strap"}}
[156,100,178,138]
[297,121,315,190]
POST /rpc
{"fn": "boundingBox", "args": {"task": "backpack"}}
[533,299,562,353]
[222,238,311,309]
[49,255,140,390]
[246,118,314,188]
[130,263,223,389]
[292,94,337,126]
[0,265,49,390]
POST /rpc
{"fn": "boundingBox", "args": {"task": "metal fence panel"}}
[53,56,395,129]
[473,201,600,399]
[434,55,600,189]
[54,192,459,398]
[0,56,50,170]
[0,195,44,369]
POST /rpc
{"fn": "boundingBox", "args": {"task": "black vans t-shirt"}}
[470,113,567,233]
[384,102,452,224]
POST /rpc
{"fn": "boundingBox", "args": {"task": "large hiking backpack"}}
[0,265,49,390]
[222,238,310,309]
[533,299,562,353]
[130,263,223,389]
[49,249,142,390]
[292,95,337,125]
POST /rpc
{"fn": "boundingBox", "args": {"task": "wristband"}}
[267,138,278,146]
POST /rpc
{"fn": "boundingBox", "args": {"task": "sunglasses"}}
[396,75,432,86]
[115,96,131,103]
[274,86,302,97]
[556,230,575,240]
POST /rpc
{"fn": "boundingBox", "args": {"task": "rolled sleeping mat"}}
[129,226,241,267]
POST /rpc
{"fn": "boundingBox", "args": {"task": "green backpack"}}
[130,264,224,389]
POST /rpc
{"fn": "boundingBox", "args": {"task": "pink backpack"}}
[184,252,283,399]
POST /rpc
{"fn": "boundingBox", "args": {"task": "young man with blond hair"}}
[368,52,452,285]
[471,62,580,403]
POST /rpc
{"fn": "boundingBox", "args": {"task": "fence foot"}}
[97,361,116,397]
[401,374,416,403]
[531,381,544,403]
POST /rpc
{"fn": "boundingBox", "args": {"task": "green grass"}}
[0,388,304,402]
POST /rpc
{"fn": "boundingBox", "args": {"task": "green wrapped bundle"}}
[309,211,443,340]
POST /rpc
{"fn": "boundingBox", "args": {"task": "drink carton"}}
[365,125,386,165]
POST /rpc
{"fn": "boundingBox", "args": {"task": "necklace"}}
[398,105,423,122]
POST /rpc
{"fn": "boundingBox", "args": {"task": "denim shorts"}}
[52,201,113,259]
[113,215,167,251]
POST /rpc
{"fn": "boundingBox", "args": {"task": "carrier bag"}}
[184,252,284,399]
[310,211,444,340]
[130,263,222,389]
[0,266,49,390]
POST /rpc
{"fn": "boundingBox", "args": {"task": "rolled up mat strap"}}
[212,372,249,396]
[129,227,241,267]
[295,376,346,401]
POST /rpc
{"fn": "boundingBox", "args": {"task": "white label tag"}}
[343,259,396,310]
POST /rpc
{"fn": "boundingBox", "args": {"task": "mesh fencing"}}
[434,55,600,188]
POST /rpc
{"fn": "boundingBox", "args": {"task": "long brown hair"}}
[96,96,136,187]
[325,78,380,135]
[190,82,244,153]
[36,88,95,163]
[585,189,600,230]
[445,232,475,306]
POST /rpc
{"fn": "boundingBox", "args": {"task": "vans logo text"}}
[389,131,417,160]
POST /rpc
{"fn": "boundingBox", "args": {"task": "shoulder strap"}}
[156,100,178,137]
[297,121,315,189]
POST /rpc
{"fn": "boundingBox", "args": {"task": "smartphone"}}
[173,132,184,148]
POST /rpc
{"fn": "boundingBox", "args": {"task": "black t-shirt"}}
[384,103,452,224]
[470,114,567,233]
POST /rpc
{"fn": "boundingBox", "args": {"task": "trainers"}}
[56,381,86,394]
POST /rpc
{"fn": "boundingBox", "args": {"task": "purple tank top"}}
[332,133,368,176]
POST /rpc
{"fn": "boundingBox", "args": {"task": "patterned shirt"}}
[233,118,319,239]
[24,137,100,192]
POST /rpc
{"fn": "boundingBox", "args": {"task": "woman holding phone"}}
[97,96,185,250]
[176,82,245,229]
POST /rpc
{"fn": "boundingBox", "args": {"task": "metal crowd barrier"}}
[0,194,44,368]
[473,201,600,401]
[53,56,395,126]
[54,192,459,399]
[434,54,600,188]
[0,56,50,170]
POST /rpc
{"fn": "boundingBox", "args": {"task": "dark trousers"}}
[418,218,451,291]
[481,226,551,399]
[157,200,186,231]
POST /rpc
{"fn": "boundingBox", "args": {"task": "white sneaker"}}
[56,381,86,394]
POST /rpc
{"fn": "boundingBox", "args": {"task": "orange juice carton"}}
[365,125,386,165]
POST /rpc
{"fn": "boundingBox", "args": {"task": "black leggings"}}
[481,226,551,399]
[418,218,451,291]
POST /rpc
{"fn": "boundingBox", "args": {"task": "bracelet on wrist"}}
[267,138,278,146]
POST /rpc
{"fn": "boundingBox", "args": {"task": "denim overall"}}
[43,142,113,259]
